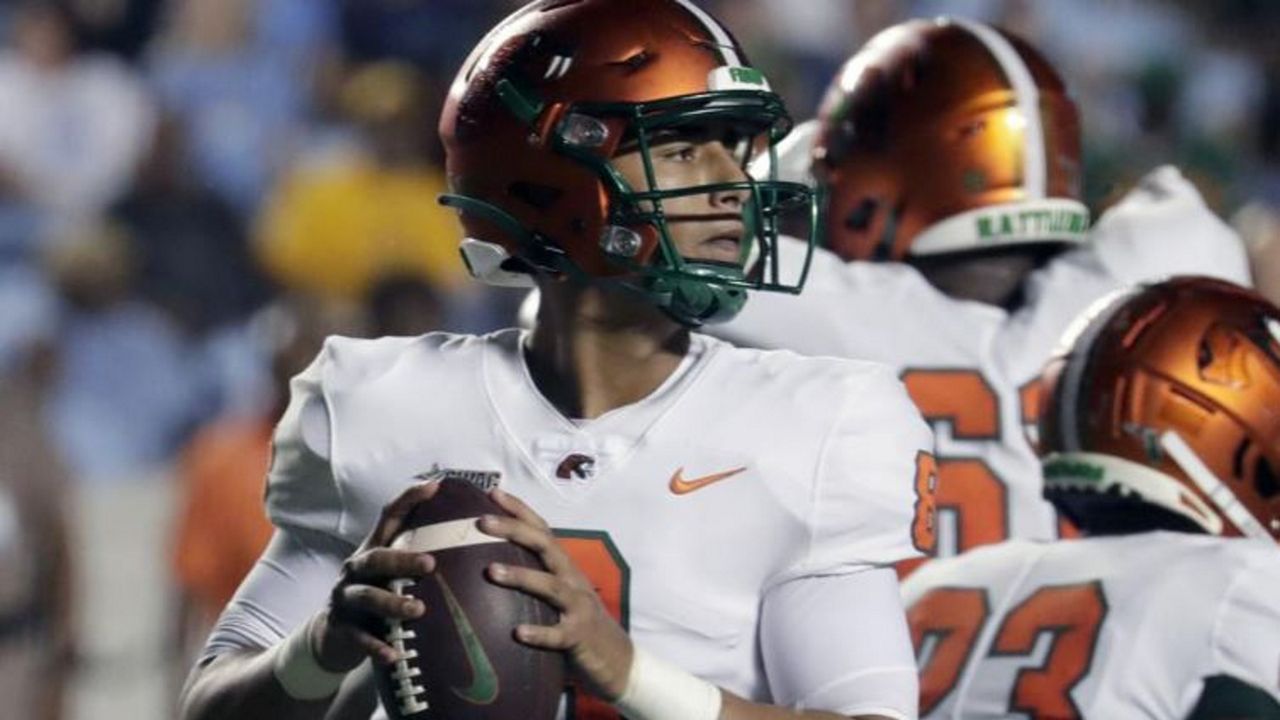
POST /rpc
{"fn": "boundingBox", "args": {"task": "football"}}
[372,478,564,719]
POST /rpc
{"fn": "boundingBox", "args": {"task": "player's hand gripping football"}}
[311,482,440,672]
[480,488,636,700]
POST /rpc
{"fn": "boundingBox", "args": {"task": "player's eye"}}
[658,143,698,162]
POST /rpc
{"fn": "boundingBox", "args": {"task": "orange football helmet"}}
[1039,277,1280,543]
[438,0,820,325]
[813,17,1087,262]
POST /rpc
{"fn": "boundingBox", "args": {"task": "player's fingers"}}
[331,623,402,666]
[368,481,442,547]
[333,583,425,623]
[343,548,435,582]
[490,487,552,532]
[487,563,572,609]
[478,515,574,576]
[513,623,571,650]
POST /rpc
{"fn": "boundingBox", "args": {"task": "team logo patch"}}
[555,453,596,480]
[414,464,502,493]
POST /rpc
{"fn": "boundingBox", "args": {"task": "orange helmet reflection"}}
[1039,277,1280,543]
[814,17,1086,262]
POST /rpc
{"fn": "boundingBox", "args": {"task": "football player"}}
[714,18,1253,564]
[901,276,1280,718]
[178,2,937,720]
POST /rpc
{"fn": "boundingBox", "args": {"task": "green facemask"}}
[442,84,824,327]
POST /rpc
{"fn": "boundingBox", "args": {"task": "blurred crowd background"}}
[0,0,1278,718]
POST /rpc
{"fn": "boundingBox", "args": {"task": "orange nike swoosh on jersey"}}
[669,466,748,495]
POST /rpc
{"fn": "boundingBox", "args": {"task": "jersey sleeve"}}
[200,527,351,661]
[1087,165,1251,286]
[201,341,358,660]
[761,566,918,719]
[263,341,345,537]
[1208,551,1280,705]
[789,366,937,580]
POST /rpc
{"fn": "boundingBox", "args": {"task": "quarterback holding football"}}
[179,2,937,720]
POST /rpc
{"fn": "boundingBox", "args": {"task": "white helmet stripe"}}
[671,0,743,67]
[1161,431,1274,542]
[1053,288,1138,451]
[953,18,1046,199]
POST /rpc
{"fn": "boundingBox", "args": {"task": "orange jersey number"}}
[910,587,989,715]
[902,369,1011,554]
[554,530,630,720]
[992,582,1108,719]
[912,451,940,554]
[909,582,1108,718]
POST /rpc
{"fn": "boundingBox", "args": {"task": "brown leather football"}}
[372,478,563,719]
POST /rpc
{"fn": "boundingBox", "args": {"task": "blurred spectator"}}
[339,0,511,72]
[42,220,209,482]
[1253,230,1280,308]
[112,115,269,336]
[367,273,444,337]
[1233,202,1280,307]
[147,0,331,216]
[0,1,155,220]
[255,61,466,303]
[0,261,58,375]
[169,295,366,694]
[69,0,164,60]
[0,340,76,720]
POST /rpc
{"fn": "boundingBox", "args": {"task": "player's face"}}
[611,128,751,266]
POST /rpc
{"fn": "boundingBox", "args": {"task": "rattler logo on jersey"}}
[976,208,1088,242]
[414,465,502,492]
[555,453,596,480]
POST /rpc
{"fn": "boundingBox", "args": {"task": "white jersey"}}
[715,166,1252,557]
[205,330,936,718]
[900,533,1280,719]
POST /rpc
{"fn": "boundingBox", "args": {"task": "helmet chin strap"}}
[541,243,745,328]
[598,218,751,327]
[1160,430,1274,542]
[645,267,747,327]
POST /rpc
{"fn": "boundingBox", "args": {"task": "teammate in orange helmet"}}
[716,17,1253,565]
[902,276,1280,718]
[179,2,936,719]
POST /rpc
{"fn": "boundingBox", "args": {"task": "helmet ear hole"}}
[844,198,878,232]
[1196,338,1213,371]
[1254,456,1279,500]
[509,181,562,210]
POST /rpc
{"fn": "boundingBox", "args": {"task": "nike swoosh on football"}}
[436,573,501,705]
[669,466,748,495]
